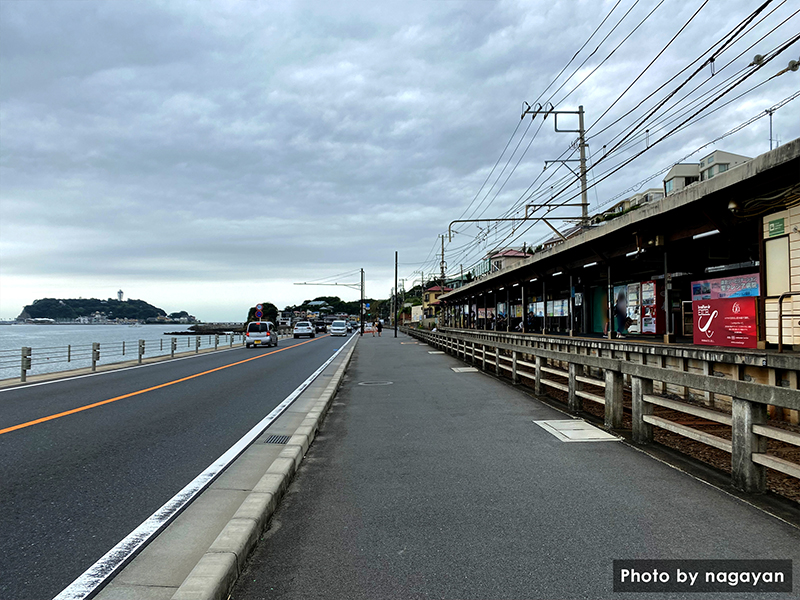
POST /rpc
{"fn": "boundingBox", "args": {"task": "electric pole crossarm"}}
[294,282,361,290]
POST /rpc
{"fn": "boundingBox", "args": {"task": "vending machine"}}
[626,282,641,334]
[640,280,666,335]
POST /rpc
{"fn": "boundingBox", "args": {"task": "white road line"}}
[53,333,357,600]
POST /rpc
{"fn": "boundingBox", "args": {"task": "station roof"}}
[442,138,800,302]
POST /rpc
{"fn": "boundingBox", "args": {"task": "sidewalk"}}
[231,332,799,600]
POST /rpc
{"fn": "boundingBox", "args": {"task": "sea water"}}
[0,324,196,381]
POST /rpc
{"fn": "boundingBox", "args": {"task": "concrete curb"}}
[170,338,357,600]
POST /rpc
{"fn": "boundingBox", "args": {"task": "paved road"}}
[232,332,800,600]
[0,333,351,600]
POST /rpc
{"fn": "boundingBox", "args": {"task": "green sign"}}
[768,218,784,237]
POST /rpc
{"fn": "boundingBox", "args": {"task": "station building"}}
[438,139,800,352]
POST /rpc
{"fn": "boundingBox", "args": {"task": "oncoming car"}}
[245,321,278,348]
[293,321,315,338]
[329,320,348,336]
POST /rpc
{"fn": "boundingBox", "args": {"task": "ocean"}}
[0,324,228,381]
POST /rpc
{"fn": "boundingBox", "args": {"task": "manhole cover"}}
[533,420,619,443]
[358,381,394,386]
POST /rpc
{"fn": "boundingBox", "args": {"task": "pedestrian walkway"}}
[231,332,799,600]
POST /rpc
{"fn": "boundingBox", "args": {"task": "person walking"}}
[376,320,383,337]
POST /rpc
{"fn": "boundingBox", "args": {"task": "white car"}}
[293,321,315,338]
[245,321,278,348]
[329,320,348,336]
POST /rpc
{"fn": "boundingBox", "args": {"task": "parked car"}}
[293,321,315,338]
[245,321,278,348]
[329,320,348,336]
[314,320,327,333]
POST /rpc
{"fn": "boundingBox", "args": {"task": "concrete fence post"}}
[631,376,654,444]
[481,344,487,371]
[21,347,31,382]
[534,356,542,395]
[731,397,767,493]
[512,351,519,385]
[214,334,219,351]
[604,367,624,429]
[703,360,715,407]
[195,336,200,353]
[568,362,582,414]
[91,343,100,372]
[171,337,176,358]
[495,345,500,376]
[138,339,145,364]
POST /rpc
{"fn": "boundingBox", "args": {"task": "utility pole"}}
[766,108,775,150]
[394,251,398,337]
[360,268,365,336]
[440,235,446,282]
[578,105,589,224]
[521,102,589,224]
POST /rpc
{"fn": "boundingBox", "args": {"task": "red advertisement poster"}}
[693,298,758,349]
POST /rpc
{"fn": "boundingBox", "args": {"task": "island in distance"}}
[16,297,197,325]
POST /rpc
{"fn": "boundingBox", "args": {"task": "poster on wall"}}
[691,274,760,301]
[693,297,758,349]
[514,305,523,318]
[478,308,486,319]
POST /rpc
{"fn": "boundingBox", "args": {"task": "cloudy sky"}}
[1,0,798,321]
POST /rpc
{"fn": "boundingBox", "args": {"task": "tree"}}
[246,302,278,323]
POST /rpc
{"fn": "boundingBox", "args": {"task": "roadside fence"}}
[1,333,247,383]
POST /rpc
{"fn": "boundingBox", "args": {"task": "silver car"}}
[293,321,315,338]
[245,321,278,348]
[329,320,348,336]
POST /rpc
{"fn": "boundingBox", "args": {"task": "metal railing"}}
[402,326,800,496]
[777,291,800,353]
[1,333,248,382]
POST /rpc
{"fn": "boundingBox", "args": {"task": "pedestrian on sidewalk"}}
[376,320,383,337]
[372,321,377,336]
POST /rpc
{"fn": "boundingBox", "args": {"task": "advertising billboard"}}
[693,297,758,349]
[691,274,760,301]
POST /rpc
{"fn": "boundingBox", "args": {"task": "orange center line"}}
[0,335,329,436]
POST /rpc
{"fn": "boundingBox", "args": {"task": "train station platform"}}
[230,332,799,600]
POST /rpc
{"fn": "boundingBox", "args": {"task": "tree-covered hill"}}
[20,298,168,321]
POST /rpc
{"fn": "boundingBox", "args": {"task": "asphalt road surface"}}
[0,333,350,600]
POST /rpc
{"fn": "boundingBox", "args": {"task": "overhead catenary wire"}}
[436,2,797,279]
[586,0,793,140]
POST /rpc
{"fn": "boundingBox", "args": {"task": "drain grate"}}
[264,435,291,444]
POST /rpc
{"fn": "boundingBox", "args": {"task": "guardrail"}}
[0,333,247,382]
[778,291,800,353]
[402,326,800,496]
